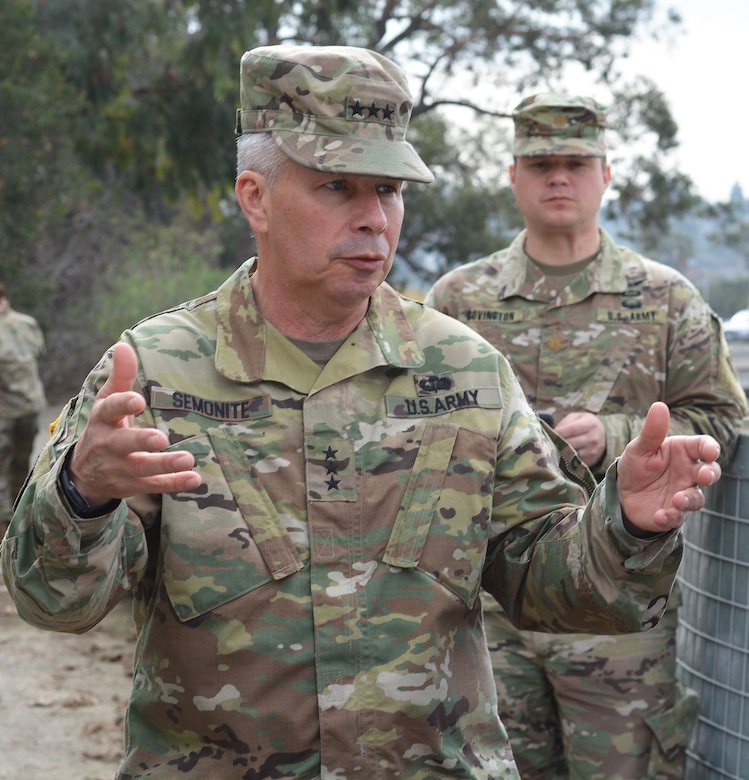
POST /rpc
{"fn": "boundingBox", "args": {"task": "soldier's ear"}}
[235,171,269,235]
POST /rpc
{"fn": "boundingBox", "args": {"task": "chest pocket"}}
[382,421,493,608]
[537,317,660,413]
[160,433,304,622]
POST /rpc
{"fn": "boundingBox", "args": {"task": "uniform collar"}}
[214,259,424,388]
[501,228,631,298]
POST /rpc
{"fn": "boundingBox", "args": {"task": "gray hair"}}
[236,132,289,187]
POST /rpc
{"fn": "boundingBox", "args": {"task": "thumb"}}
[630,401,670,457]
[99,342,139,399]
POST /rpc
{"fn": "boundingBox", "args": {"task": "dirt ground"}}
[0,587,134,780]
[1,405,134,780]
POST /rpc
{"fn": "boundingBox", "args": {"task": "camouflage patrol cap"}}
[236,44,434,183]
[512,93,608,157]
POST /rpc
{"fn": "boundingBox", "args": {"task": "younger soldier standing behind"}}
[426,93,748,779]
[0,283,46,537]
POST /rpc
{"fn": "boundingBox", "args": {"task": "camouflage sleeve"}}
[423,279,458,317]
[32,316,46,358]
[597,296,747,476]
[1,344,152,633]
[482,379,681,635]
[664,306,747,461]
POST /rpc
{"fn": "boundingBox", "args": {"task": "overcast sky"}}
[624,0,748,203]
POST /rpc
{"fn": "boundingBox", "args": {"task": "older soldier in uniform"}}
[2,54,724,780]
[426,93,747,780]
[0,282,46,538]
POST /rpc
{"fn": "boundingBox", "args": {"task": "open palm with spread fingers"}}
[617,401,721,534]
[67,342,202,507]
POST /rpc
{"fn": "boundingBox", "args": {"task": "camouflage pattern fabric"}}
[0,306,46,420]
[425,228,746,476]
[488,610,699,780]
[0,414,39,527]
[3,261,686,779]
[425,228,747,779]
[236,45,434,183]
[512,93,608,157]
[0,306,46,525]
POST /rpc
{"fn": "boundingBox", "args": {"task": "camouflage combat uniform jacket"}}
[0,306,46,419]
[425,229,746,478]
[3,260,686,780]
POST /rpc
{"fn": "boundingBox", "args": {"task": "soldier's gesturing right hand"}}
[67,342,202,507]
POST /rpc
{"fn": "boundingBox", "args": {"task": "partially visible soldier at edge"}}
[425,93,748,780]
[0,282,47,538]
[2,48,725,779]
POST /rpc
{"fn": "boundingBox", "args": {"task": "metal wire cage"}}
[678,435,749,779]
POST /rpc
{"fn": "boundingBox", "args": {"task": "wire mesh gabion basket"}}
[678,435,749,779]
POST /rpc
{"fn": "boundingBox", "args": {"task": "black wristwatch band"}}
[59,465,119,519]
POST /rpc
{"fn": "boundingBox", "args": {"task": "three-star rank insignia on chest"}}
[323,446,342,491]
[306,436,356,501]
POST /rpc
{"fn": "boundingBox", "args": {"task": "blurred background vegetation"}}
[2,0,748,401]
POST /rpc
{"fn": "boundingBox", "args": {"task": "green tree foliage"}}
[5,0,725,396]
[601,76,702,252]
[33,0,241,203]
[0,0,83,299]
[34,196,230,398]
[394,112,523,287]
[30,0,687,225]
[84,209,228,345]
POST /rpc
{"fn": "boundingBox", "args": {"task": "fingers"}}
[70,342,202,503]
[654,483,708,530]
[618,401,723,535]
[628,401,670,456]
[646,455,722,532]
[104,450,201,499]
[696,437,722,468]
[632,402,722,471]
[554,411,589,438]
[625,401,722,470]
[98,391,146,426]
[129,450,196,480]
[554,412,605,467]
[652,487,703,530]
[92,343,146,428]
[95,424,170,458]
[695,458,721,487]
[71,430,200,504]
[99,343,140,399]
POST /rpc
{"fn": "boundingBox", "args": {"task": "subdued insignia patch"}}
[306,436,356,501]
[414,373,455,395]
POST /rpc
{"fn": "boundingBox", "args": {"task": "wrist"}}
[59,453,120,519]
[621,508,663,540]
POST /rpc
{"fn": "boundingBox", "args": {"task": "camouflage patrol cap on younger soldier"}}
[235,44,434,183]
[512,93,608,157]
